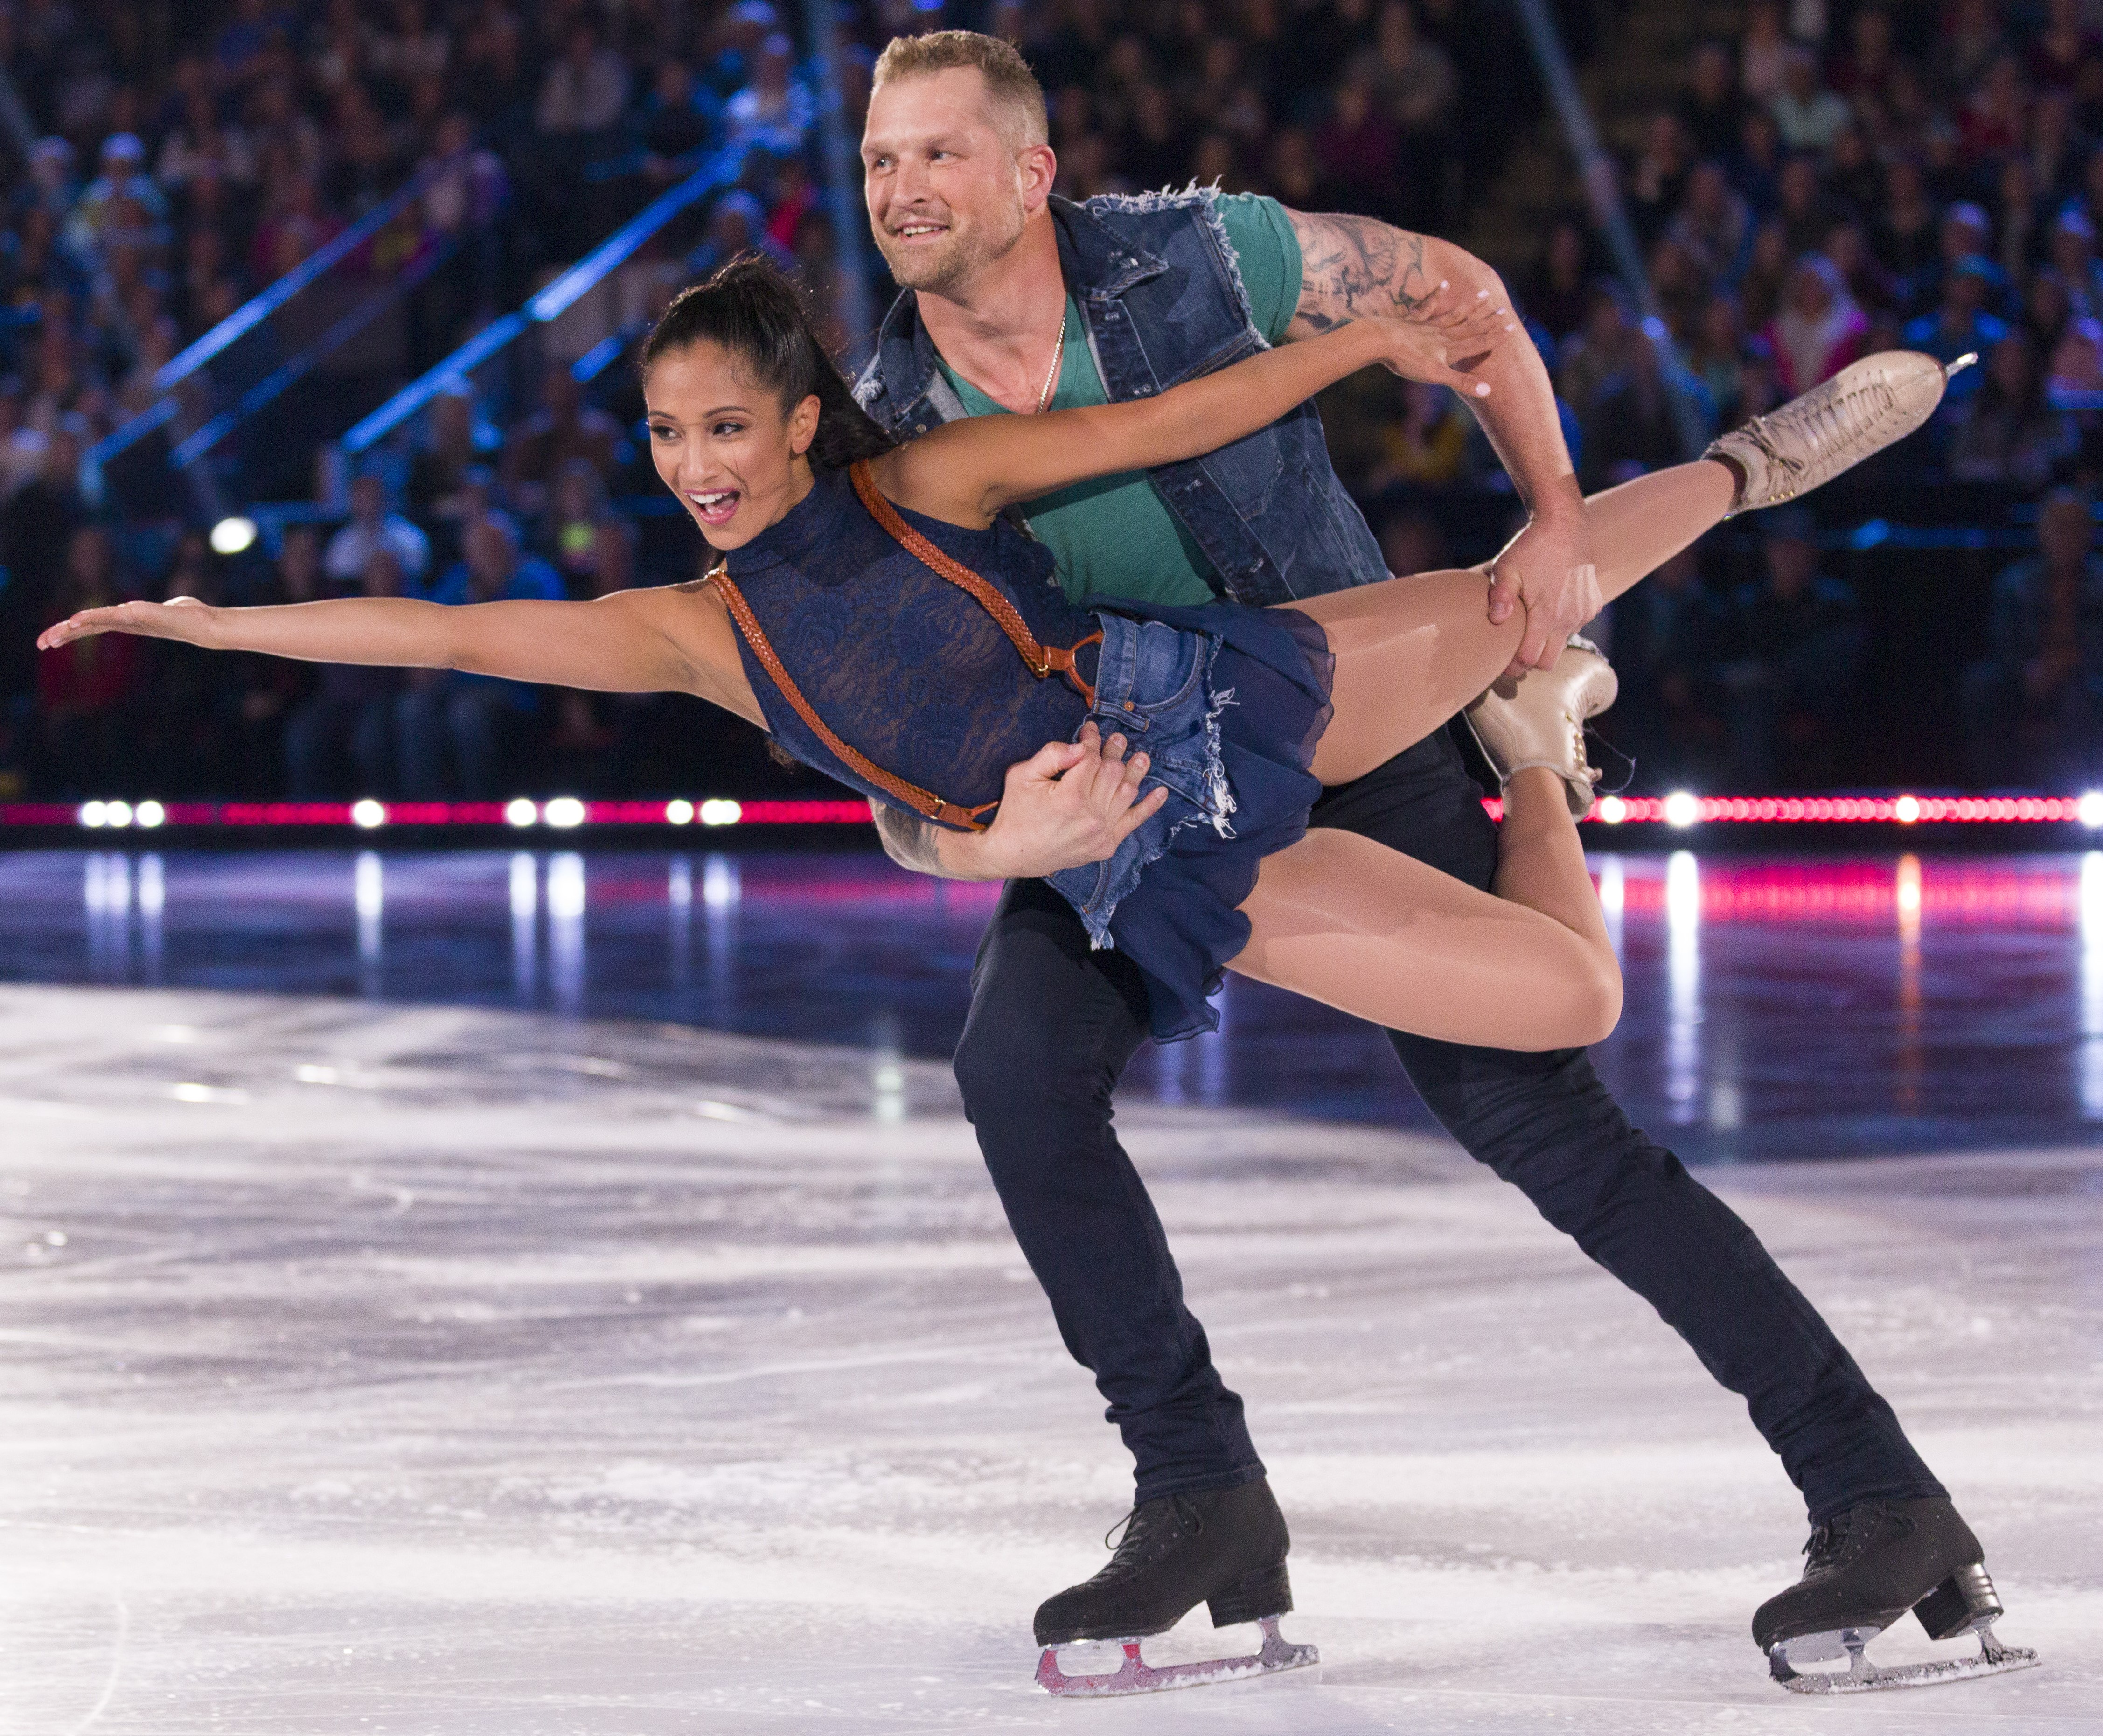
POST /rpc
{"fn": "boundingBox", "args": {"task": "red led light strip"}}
[2,794,2098,831]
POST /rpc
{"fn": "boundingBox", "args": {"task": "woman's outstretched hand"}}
[1377,281,1515,398]
[38,595,216,652]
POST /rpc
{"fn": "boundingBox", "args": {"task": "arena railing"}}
[339,143,750,463]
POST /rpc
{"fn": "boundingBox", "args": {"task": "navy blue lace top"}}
[719,465,1099,825]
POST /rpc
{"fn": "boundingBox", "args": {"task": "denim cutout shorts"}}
[1046,611,1237,949]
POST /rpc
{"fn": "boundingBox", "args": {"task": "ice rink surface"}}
[4,982,2097,1734]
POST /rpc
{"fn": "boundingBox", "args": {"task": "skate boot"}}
[1755,1495,2039,1693]
[1708,349,1975,517]
[1462,634,1617,819]
[1033,1477,1317,1696]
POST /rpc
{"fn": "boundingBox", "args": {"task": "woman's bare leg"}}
[1301,457,1738,784]
[1231,768,1619,1050]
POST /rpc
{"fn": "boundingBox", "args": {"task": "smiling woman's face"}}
[644,341,821,551]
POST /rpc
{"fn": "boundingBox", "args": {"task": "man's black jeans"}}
[952,728,1946,1526]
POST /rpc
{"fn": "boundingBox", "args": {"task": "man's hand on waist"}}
[1485,482,1602,676]
[929,724,1170,881]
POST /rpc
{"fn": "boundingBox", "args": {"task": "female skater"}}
[40,258,1955,1049]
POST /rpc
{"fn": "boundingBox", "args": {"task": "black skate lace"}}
[1103,1493,1203,1564]
[1802,1503,1911,1573]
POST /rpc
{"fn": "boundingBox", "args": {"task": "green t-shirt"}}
[934,192,1303,607]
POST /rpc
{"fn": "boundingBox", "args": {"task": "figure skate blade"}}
[1769,1623,2040,1694]
[1035,1614,1317,1697]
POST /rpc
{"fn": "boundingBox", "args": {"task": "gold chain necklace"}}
[1033,315,1066,414]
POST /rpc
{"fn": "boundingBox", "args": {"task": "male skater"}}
[850,30,2020,1694]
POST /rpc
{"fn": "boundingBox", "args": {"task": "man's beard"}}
[878,202,1026,298]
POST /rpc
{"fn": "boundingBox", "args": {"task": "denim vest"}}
[852,190,1389,608]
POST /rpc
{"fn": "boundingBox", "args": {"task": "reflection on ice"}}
[2082,852,2103,1119]
[1665,849,1701,1124]
[509,851,536,1001]
[548,851,585,1017]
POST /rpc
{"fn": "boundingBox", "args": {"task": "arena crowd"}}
[1,0,2100,804]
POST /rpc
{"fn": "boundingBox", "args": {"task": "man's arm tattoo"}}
[1287,209,1436,329]
[872,803,953,877]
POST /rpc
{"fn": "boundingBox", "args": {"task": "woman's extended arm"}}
[38,581,766,725]
[877,286,1511,527]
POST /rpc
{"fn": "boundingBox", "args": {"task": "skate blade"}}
[1035,1614,1318,1697]
[1769,1623,2040,1694]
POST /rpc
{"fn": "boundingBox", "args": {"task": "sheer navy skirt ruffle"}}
[1045,600,1334,1042]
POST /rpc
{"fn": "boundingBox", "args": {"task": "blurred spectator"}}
[1315,69,1401,222]
[1365,380,1470,492]
[1871,157,1941,293]
[2049,314,2103,395]
[638,59,715,182]
[1679,41,1742,160]
[1689,293,1750,427]
[397,515,560,799]
[2047,211,2103,319]
[1764,253,1867,393]
[285,544,405,797]
[324,470,430,587]
[408,385,500,525]
[1771,46,1851,153]
[724,32,812,155]
[1740,220,1792,329]
[1525,216,1592,346]
[1377,507,1447,580]
[1960,490,2103,786]
[535,17,629,138]
[1714,509,1864,790]
[685,188,794,284]
[1740,2,1791,105]
[1902,257,2010,394]
[1669,161,1751,286]
[1947,335,2077,488]
[1609,544,1723,791]
[501,363,623,521]
[33,525,141,795]
[544,457,617,596]
[1628,113,1692,247]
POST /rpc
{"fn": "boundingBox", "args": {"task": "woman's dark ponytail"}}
[640,253,897,470]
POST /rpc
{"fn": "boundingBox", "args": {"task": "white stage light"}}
[543,796,585,829]
[505,798,539,828]
[350,798,387,829]
[664,799,694,825]
[2081,791,2103,830]
[104,800,133,828]
[135,800,165,828]
[1595,794,1626,824]
[700,799,742,827]
[1664,790,1701,828]
[77,801,107,828]
[209,516,258,556]
[1894,794,1921,824]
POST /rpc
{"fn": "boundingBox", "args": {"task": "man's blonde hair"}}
[870,30,1049,150]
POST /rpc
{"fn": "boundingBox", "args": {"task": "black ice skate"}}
[1755,1495,2039,1693]
[1033,1478,1317,1696]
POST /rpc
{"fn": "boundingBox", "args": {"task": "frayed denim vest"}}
[853,190,1389,608]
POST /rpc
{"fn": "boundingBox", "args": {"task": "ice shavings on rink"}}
[0,983,2096,1734]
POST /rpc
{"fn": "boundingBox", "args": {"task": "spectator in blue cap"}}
[1903,256,2009,401]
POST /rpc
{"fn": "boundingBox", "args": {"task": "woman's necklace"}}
[1033,315,1066,413]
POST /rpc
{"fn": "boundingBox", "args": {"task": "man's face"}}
[862,68,1043,297]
